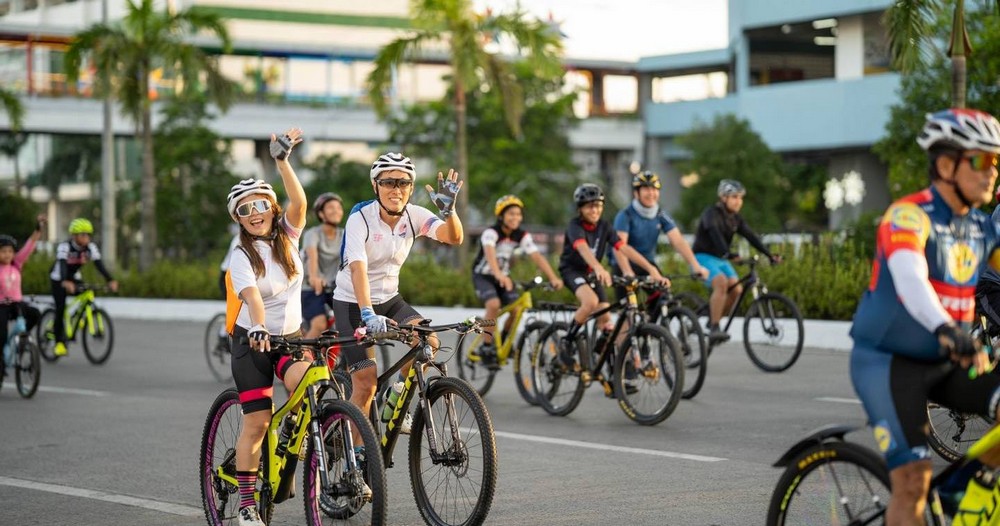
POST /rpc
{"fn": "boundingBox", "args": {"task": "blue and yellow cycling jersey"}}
[850,186,1000,360]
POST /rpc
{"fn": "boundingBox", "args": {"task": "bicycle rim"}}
[513,321,548,406]
[767,442,889,526]
[744,293,803,373]
[15,338,40,398]
[409,377,497,526]
[614,324,684,426]
[454,332,496,397]
[204,313,233,383]
[927,402,993,462]
[664,308,707,400]
[531,321,585,417]
[37,309,59,362]
[82,308,114,365]
[200,388,243,526]
[304,399,387,525]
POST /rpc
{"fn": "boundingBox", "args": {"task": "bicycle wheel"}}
[675,292,708,317]
[663,307,708,400]
[15,336,41,398]
[454,332,497,397]
[81,307,114,365]
[744,293,804,373]
[36,309,60,362]
[204,313,233,383]
[766,441,890,526]
[409,377,497,526]
[512,320,548,406]
[531,321,585,417]
[613,323,684,426]
[303,399,387,525]
[927,402,993,462]
[200,388,244,526]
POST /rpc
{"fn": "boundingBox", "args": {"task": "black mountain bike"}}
[642,276,708,399]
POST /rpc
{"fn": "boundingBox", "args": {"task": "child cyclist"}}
[556,183,669,369]
[48,217,119,357]
[471,194,563,367]
[0,215,46,377]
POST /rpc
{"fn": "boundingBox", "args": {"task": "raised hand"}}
[270,128,304,161]
[425,169,463,217]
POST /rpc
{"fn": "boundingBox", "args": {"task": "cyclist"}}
[612,171,709,303]
[333,152,464,435]
[48,217,119,357]
[850,108,1000,525]
[471,194,562,366]
[0,215,46,377]
[225,128,317,526]
[691,179,779,344]
[556,183,669,368]
[300,192,344,339]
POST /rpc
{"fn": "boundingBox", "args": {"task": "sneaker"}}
[353,447,374,500]
[556,336,577,369]
[399,412,413,434]
[54,342,68,357]
[707,328,730,344]
[474,342,500,371]
[238,505,266,526]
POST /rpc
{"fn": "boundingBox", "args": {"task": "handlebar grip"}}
[477,318,497,328]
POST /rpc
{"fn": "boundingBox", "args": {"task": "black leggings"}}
[49,280,77,345]
[0,302,41,352]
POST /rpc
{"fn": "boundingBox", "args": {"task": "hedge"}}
[19,239,873,321]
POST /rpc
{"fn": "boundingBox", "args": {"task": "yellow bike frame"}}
[463,290,534,367]
[62,289,104,340]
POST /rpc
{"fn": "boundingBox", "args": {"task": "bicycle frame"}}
[574,280,648,384]
[62,289,102,340]
[717,259,766,333]
[464,290,533,367]
[370,342,433,468]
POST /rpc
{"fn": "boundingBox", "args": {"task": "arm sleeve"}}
[886,250,952,332]
[411,205,445,240]
[613,210,630,235]
[659,212,677,233]
[566,221,587,250]
[54,242,69,281]
[13,238,36,270]
[480,228,499,248]
[705,208,731,256]
[340,212,369,267]
[229,248,256,298]
[520,232,539,254]
[89,243,114,280]
[736,216,772,257]
[280,215,302,246]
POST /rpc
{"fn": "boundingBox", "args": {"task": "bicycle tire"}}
[15,336,41,398]
[37,309,60,362]
[512,320,549,406]
[743,293,804,373]
[766,440,889,526]
[674,292,709,317]
[613,323,684,425]
[927,402,993,463]
[663,307,708,400]
[408,376,497,526]
[199,388,245,526]
[531,321,585,417]
[81,307,114,365]
[454,331,497,397]
[204,313,233,383]
[303,399,388,525]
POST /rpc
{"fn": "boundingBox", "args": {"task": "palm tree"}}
[0,87,25,132]
[885,0,999,108]
[367,0,564,221]
[64,0,236,270]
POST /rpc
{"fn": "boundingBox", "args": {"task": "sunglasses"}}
[376,178,413,190]
[236,199,273,218]
[964,152,999,171]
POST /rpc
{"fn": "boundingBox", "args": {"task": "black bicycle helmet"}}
[312,192,343,221]
[573,183,605,207]
[0,234,16,249]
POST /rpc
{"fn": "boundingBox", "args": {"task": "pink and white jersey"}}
[230,216,304,335]
[0,238,36,302]
[334,201,444,304]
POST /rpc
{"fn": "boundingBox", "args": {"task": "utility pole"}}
[101,0,117,267]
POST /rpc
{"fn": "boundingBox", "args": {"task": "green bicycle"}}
[200,331,387,526]
[37,283,114,365]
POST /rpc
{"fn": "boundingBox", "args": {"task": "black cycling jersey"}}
[48,239,113,282]
[558,217,620,273]
[691,202,771,259]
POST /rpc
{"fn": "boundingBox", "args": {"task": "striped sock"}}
[237,470,257,510]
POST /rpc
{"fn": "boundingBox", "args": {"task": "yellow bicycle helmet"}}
[68,218,94,235]
[494,194,524,217]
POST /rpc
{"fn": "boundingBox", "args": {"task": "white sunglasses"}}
[236,199,272,218]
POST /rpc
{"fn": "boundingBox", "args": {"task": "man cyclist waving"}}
[850,108,1000,525]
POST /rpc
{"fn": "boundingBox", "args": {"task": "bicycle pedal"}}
[580,371,592,386]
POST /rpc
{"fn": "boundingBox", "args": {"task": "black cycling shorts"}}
[231,325,308,415]
[333,295,421,368]
[472,273,520,306]
[560,267,608,303]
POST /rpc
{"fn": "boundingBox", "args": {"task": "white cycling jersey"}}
[230,216,304,335]
[334,201,444,305]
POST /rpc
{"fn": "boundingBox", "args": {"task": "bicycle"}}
[676,255,803,373]
[199,331,388,526]
[532,275,685,425]
[364,317,498,526]
[641,275,708,400]
[453,275,573,404]
[2,301,41,398]
[37,283,115,365]
[766,421,1000,525]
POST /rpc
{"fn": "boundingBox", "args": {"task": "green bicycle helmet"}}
[68,218,94,235]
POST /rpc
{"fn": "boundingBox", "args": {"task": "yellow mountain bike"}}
[454,276,575,405]
[37,283,114,365]
[199,332,387,526]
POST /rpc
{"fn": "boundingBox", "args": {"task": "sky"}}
[474,0,729,62]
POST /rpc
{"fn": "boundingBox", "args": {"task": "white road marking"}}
[1,383,108,397]
[0,476,202,516]
[815,396,862,404]
[494,430,727,462]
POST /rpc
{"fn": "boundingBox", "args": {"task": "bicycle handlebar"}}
[364,317,496,344]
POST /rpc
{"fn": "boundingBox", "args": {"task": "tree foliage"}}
[673,115,796,233]
[0,189,41,242]
[301,154,373,220]
[0,87,24,132]
[874,1,1000,198]
[388,62,582,226]
[29,134,102,202]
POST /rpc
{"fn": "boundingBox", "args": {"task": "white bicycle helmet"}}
[717,179,746,197]
[227,179,277,221]
[917,109,1000,153]
[370,152,416,181]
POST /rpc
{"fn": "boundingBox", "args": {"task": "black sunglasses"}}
[376,178,413,190]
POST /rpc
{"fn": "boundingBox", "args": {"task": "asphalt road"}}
[0,318,879,526]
